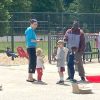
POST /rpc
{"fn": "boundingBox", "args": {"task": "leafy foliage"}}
[0,0,100,36]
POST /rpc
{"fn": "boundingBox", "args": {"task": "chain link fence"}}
[0,12,100,61]
[0,12,100,35]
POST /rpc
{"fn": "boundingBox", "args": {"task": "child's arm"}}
[56,48,61,60]
[56,52,61,60]
[39,57,44,63]
[39,57,45,69]
[63,47,68,59]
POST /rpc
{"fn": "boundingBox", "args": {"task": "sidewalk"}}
[0,62,100,100]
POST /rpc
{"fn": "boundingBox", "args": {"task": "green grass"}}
[0,41,48,55]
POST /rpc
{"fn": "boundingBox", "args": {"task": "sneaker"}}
[36,80,45,84]
[66,77,70,80]
[81,77,86,81]
[37,80,43,82]
[56,80,64,84]
[70,79,77,83]
[0,85,2,91]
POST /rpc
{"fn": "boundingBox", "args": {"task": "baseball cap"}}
[57,40,64,44]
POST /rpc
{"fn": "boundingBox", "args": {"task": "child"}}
[56,40,66,84]
[67,47,77,82]
[36,48,45,82]
[5,47,18,58]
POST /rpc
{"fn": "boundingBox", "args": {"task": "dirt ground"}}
[0,53,48,66]
[0,53,28,66]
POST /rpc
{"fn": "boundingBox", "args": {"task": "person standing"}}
[25,19,38,82]
[64,21,86,81]
[36,48,45,82]
[56,40,66,84]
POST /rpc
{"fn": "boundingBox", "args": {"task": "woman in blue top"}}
[25,19,38,82]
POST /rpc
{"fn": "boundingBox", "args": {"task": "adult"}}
[64,21,86,81]
[25,19,38,82]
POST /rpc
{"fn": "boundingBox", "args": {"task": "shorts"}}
[58,67,65,72]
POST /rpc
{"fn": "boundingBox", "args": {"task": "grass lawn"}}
[0,41,48,55]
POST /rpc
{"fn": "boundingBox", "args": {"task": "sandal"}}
[33,78,37,81]
[26,79,34,82]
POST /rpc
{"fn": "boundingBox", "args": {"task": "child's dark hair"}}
[71,47,78,52]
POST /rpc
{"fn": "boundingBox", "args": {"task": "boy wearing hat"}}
[56,40,67,84]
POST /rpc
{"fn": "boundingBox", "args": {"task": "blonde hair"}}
[36,48,45,58]
[57,40,64,45]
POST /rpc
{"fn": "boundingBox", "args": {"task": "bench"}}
[83,41,99,63]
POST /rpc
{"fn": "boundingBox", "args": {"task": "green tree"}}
[66,0,79,13]
[0,0,12,36]
[67,0,100,13]
[66,0,100,32]
[78,0,100,32]
[7,0,32,35]
[31,0,65,12]
[8,0,31,12]
[78,0,100,13]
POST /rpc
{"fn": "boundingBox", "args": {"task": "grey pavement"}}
[0,62,100,100]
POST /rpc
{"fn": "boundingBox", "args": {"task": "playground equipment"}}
[5,47,18,58]
[17,47,29,59]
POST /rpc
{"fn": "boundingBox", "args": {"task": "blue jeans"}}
[67,63,75,79]
[67,51,75,79]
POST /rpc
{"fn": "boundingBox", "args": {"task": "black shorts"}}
[27,48,36,73]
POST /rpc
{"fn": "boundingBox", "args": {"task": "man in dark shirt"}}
[64,21,86,81]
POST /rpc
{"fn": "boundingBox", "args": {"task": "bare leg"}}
[27,73,33,80]
[59,72,64,81]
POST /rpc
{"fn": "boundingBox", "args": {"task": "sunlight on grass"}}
[0,41,48,55]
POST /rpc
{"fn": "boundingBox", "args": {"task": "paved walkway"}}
[0,62,100,100]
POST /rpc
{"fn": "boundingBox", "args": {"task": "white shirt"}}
[36,56,44,68]
[67,34,80,50]
[56,47,68,61]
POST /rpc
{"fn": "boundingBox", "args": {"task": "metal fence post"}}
[62,12,64,29]
[11,15,14,60]
[48,14,51,63]
[94,14,95,33]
